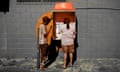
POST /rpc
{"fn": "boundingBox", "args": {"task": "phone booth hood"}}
[52,2,76,12]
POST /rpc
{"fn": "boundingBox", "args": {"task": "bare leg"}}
[63,53,67,68]
[40,51,45,69]
[62,45,68,69]
[40,45,47,69]
[69,53,73,66]
[69,45,74,67]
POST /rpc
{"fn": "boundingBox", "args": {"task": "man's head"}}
[42,16,50,25]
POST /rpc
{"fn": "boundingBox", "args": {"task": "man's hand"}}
[44,34,47,38]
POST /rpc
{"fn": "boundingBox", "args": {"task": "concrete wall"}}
[0,0,120,58]
[0,13,7,58]
[75,0,120,58]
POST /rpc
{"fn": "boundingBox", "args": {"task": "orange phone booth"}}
[52,2,76,40]
[36,2,76,68]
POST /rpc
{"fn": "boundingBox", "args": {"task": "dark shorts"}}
[40,44,48,48]
[40,44,48,57]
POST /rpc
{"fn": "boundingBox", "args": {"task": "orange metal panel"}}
[52,2,75,11]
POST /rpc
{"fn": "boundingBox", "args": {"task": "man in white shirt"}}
[39,16,51,70]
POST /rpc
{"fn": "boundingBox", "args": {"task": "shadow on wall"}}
[73,16,79,63]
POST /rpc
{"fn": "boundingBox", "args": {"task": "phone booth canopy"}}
[52,2,76,40]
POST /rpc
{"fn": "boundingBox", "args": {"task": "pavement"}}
[0,56,120,72]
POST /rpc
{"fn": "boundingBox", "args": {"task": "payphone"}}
[52,2,76,41]
[36,2,76,68]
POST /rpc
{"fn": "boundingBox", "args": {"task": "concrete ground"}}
[0,56,120,72]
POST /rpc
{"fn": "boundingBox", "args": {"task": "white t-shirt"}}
[60,24,75,46]
[39,24,47,44]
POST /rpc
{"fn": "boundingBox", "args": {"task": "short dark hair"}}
[42,16,50,24]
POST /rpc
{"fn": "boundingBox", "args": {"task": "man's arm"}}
[44,25,52,37]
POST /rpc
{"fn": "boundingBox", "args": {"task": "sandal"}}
[62,65,66,69]
[40,63,45,70]
[69,63,73,67]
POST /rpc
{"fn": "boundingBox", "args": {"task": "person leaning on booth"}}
[59,18,76,69]
[39,16,52,70]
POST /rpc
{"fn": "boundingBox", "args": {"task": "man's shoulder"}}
[40,24,45,27]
